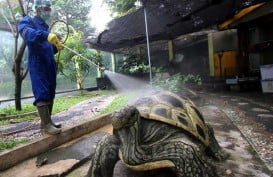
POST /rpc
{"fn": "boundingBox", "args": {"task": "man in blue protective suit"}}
[18,0,63,135]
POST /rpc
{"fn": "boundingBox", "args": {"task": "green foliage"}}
[0,103,36,116]
[57,29,100,88]
[103,0,137,16]
[152,73,202,93]
[52,90,112,113]
[0,1,6,23]
[117,53,160,74]
[0,138,29,151]
[51,0,94,34]
[0,0,20,22]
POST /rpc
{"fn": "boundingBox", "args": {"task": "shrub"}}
[152,73,202,93]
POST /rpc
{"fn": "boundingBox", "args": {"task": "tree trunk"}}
[75,58,84,90]
[14,73,22,110]
[13,41,27,111]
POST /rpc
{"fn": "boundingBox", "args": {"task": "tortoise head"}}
[111,106,140,130]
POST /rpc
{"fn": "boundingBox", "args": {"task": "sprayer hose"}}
[49,20,104,71]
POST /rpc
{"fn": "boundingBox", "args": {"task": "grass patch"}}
[99,92,140,114]
[0,90,115,125]
[0,104,37,116]
[0,138,29,151]
[52,90,114,113]
[100,94,129,114]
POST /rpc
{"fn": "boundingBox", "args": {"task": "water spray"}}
[61,44,106,72]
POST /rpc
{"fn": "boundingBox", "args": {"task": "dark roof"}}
[85,0,270,52]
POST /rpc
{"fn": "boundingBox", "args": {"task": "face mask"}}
[40,11,51,21]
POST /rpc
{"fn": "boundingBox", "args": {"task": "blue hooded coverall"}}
[18,16,58,106]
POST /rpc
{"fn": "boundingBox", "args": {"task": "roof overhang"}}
[218,1,273,29]
[84,0,270,52]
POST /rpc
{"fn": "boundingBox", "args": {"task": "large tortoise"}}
[87,90,228,177]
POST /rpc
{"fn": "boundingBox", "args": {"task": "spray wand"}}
[50,20,105,72]
[61,44,106,72]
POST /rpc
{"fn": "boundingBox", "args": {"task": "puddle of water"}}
[238,103,249,106]
[252,108,270,112]
[257,114,273,118]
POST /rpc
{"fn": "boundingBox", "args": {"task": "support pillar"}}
[208,33,215,76]
[111,53,116,72]
[168,40,174,63]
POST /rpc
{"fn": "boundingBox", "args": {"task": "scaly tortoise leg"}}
[120,140,218,177]
[86,135,120,177]
[206,125,229,161]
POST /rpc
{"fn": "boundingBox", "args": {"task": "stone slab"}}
[0,113,111,171]
[0,124,113,177]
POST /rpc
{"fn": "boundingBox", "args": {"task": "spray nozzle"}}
[100,67,106,72]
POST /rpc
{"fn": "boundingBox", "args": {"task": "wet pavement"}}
[1,131,109,177]
[197,90,273,173]
[0,90,273,177]
[67,90,273,177]
[107,90,273,177]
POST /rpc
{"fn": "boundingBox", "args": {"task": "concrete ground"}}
[197,90,273,172]
[0,89,273,177]
[68,90,273,177]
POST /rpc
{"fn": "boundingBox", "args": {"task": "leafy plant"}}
[152,73,202,93]
[52,0,94,35]
[103,0,137,17]
[117,53,160,74]
[58,29,101,89]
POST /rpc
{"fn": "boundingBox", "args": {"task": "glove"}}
[55,41,64,51]
[47,33,64,51]
[47,33,59,45]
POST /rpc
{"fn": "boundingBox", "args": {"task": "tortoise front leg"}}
[135,141,218,177]
[169,141,218,177]
[206,125,229,161]
[86,135,120,177]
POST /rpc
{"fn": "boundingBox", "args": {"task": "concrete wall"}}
[212,29,238,52]
[208,30,239,77]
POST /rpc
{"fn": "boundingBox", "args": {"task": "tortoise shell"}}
[134,91,209,146]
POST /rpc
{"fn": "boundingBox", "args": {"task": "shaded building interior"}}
[85,0,273,92]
